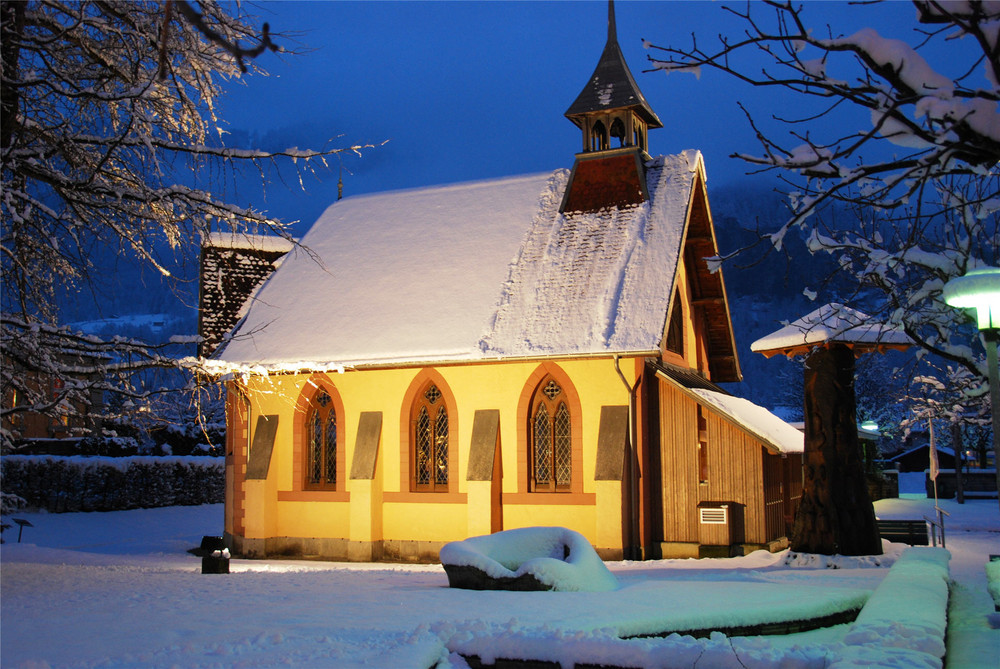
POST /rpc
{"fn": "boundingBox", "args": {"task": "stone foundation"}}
[226,533,627,564]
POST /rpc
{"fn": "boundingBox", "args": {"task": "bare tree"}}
[645,0,998,553]
[1,1,369,445]
[645,0,998,386]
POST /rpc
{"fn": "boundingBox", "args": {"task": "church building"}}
[205,2,804,562]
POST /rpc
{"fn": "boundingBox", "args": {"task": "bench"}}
[877,519,929,546]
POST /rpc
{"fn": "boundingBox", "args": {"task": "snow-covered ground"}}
[1,480,997,668]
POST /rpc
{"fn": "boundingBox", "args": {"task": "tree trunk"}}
[791,344,882,556]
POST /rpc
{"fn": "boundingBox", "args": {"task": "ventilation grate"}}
[699,506,728,525]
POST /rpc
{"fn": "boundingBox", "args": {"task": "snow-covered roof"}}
[652,364,802,455]
[750,303,913,358]
[690,389,803,455]
[217,152,705,369]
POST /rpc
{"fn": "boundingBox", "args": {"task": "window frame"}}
[401,370,457,494]
[518,363,583,499]
[528,376,574,492]
[411,381,451,492]
[697,404,709,485]
[294,376,345,493]
[303,386,339,491]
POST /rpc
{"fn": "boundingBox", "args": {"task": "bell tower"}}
[560,0,663,213]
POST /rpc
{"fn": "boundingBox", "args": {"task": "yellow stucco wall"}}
[231,355,644,560]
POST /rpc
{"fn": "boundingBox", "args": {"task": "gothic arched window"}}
[304,387,338,490]
[412,382,449,491]
[529,376,572,492]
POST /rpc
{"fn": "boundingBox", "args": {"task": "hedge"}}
[0,455,224,512]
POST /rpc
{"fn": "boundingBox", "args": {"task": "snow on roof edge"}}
[203,231,296,253]
[655,367,803,454]
[205,347,663,379]
[335,171,558,206]
[688,387,804,455]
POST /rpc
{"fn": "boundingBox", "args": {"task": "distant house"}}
[207,4,803,561]
[887,444,956,473]
[1,345,104,446]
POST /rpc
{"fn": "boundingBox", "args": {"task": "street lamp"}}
[942,267,1000,510]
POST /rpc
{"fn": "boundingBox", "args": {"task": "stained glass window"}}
[435,408,449,485]
[554,403,571,486]
[413,382,449,491]
[415,406,432,485]
[534,404,551,484]
[304,386,337,490]
[530,375,572,492]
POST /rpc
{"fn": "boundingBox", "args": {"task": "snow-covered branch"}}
[645,0,999,403]
[1,0,377,436]
[646,1,999,210]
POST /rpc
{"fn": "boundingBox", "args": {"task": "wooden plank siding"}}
[703,415,766,545]
[658,380,700,543]
[657,377,797,547]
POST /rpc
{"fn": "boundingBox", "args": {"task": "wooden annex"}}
[203,3,803,562]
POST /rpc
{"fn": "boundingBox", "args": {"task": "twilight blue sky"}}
[215,0,919,234]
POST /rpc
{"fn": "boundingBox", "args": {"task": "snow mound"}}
[439,526,619,592]
[834,547,950,667]
[987,558,1000,611]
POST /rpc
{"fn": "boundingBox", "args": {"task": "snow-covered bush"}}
[0,455,224,512]
[1,491,27,514]
[76,435,141,458]
[439,526,619,592]
[987,558,1000,611]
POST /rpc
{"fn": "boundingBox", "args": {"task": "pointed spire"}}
[564,1,662,130]
[560,0,660,213]
[608,0,617,43]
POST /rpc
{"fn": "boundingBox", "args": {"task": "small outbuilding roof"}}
[216,152,723,372]
[654,364,803,455]
[751,303,913,358]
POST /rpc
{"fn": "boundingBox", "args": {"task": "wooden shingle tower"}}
[561,0,663,213]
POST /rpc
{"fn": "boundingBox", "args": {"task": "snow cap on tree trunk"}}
[751,303,913,359]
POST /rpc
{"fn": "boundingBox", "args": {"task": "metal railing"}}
[924,506,950,548]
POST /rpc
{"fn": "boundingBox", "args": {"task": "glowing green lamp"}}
[942,267,1000,330]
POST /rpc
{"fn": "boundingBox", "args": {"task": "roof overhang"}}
[674,161,742,383]
[654,362,803,455]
